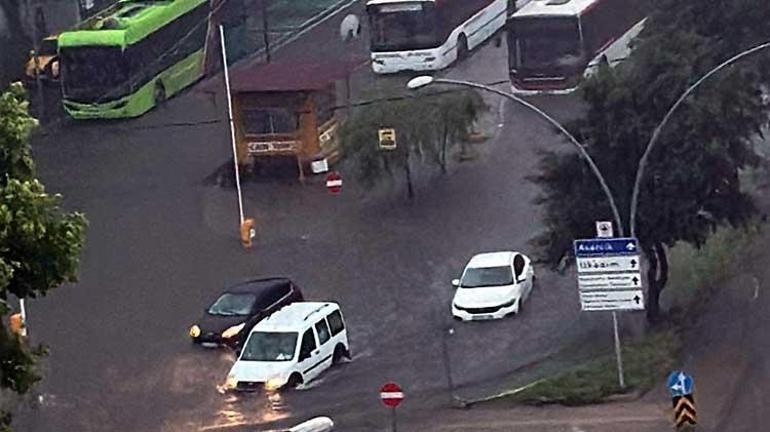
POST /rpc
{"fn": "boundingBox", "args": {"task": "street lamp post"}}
[407,76,627,388]
[440,326,456,403]
[407,76,625,236]
[630,41,770,238]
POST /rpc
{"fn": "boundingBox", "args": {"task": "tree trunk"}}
[644,242,669,323]
[440,114,448,173]
[655,242,669,288]
[404,149,414,199]
[644,244,660,322]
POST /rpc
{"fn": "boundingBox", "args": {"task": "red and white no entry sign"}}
[325,171,343,195]
[380,382,404,408]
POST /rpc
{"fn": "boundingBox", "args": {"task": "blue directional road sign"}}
[667,371,694,397]
[574,238,639,258]
[574,237,644,311]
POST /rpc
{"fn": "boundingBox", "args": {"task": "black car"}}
[189,277,303,349]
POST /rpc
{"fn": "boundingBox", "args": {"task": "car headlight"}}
[222,322,246,339]
[189,325,201,338]
[225,374,237,390]
[265,377,285,392]
[500,298,517,308]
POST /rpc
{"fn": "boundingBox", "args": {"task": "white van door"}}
[314,318,334,370]
[296,327,323,383]
[326,308,348,350]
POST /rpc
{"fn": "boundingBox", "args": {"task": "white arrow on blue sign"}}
[574,238,639,258]
[667,371,694,397]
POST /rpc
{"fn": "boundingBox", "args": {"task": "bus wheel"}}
[457,34,469,61]
[153,81,166,106]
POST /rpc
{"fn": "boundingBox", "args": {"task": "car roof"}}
[225,277,292,294]
[514,0,597,18]
[252,302,338,333]
[467,252,517,268]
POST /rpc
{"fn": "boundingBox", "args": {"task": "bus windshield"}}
[61,46,131,103]
[510,16,583,70]
[368,2,439,51]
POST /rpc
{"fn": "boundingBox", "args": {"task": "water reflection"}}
[203,389,290,430]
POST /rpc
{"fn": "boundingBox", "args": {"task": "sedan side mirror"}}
[451,279,460,288]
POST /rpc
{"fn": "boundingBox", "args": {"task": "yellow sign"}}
[673,395,696,428]
[378,128,397,150]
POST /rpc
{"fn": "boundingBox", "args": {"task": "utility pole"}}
[219,24,245,227]
[26,0,45,122]
[260,0,270,63]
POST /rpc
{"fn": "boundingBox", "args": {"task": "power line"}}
[34,78,511,134]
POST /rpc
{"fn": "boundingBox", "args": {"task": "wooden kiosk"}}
[227,61,354,179]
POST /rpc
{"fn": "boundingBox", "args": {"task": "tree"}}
[529,0,770,321]
[0,83,87,429]
[339,90,485,198]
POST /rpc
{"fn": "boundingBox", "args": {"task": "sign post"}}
[380,382,403,432]
[575,236,645,388]
[668,371,697,428]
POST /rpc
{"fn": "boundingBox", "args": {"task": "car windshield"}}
[39,39,58,56]
[368,2,439,51]
[510,16,583,70]
[60,46,131,102]
[461,266,514,288]
[240,331,298,362]
[207,293,256,316]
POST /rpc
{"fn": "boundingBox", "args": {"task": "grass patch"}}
[500,329,679,406]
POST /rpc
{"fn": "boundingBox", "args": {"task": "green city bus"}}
[58,0,210,119]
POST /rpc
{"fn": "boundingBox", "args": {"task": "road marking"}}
[465,377,548,405]
[752,276,760,300]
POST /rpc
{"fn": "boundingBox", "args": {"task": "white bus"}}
[507,0,648,94]
[366,0,509,74]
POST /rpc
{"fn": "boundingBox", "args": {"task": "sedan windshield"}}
[39,39,58,56]
[241,332,298,362]
[208,293,256,316]
[461,266,514,288]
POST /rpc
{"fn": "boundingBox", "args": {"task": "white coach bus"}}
[366,0,510,74]
[507,0,648,94]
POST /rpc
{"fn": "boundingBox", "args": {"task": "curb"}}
[458,378,550,408]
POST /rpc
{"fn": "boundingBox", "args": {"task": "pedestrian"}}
[9,311,26,340]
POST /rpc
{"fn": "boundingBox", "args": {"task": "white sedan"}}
[451,251,535,321]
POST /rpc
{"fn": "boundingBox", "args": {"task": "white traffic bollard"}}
[288,417,334,432]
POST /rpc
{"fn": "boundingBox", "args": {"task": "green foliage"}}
[0,179,87,300]
[0,86,87,430]
[529,0,769,318]
[0,83,37,184]
[339,90,486,197]
[505,330,679,406]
